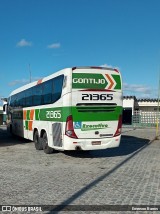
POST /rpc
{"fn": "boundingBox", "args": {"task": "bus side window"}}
[25,88,33,107]
[33,84,42,106]
[43,80,52,105]
[52,75,64,103]
[13,95,18,107]
[16,93,20,107]
[19,91,25,107]
[10,96,14,107]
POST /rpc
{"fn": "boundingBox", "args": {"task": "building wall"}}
[135,101,158,112]
[123,97,135,115]
[123,97,158,112]
[137,106,157,112]
[123,97,158,126]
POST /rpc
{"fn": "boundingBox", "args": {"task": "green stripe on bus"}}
[25,121,28,130]
[71,106,122,121]
[35,109,40,120]
[11,106,122,122]
[35,106,122,122]
[27,110,30,120]
[112,74,121,89]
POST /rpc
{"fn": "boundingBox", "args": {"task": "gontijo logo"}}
[72,73,121,90]
[73,78,105,85]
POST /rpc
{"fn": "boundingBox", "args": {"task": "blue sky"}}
[0,0,160,105]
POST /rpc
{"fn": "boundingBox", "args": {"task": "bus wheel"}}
[34,131,43,150]
[42,132,54,154]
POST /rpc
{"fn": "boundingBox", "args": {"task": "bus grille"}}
[76,103,117,113]
[52,123,62,147]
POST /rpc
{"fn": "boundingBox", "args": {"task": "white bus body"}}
[7,67,123,153]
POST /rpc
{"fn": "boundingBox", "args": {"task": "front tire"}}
[34,130,43,150]
[42,132,54,154]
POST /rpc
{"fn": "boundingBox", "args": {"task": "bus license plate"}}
[92,141,101,145]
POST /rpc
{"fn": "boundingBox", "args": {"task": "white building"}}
[123,96,158,126]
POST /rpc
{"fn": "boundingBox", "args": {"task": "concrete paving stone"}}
[0,126,160,214]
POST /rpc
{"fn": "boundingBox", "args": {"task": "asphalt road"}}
[0,126,160,213]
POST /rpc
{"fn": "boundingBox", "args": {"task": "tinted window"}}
[9,75,64,108]
[52,75,64,103]
[33,84,43,106]
[19,92,25,107]
[43,80,53,104]
[10,95,17,107]
[10,96,13,107]
[25,88,33,107]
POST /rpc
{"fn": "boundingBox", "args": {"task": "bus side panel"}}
[10,108,26,138]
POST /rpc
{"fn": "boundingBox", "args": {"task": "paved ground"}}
[0,126,160,213]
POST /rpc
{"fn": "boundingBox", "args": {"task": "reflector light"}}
[65,115,78,139]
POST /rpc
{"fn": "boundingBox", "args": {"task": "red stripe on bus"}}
[28,121,33,131]
[23,110,27,120]
[30,109,34,120]
[106,74,114,89]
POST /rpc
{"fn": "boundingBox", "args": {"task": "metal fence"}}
[132,111,160,127]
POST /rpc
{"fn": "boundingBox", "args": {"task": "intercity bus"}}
[6,67,123,154]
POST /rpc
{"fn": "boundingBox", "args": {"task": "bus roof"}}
[9,68,71,96]
[72,66,119,73]
[9,66,121,96]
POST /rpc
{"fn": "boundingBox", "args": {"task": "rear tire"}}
[34,130,43,150]
[42,132,54,154]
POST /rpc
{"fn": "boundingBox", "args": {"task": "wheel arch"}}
[40,129,47,138]
[33,128,39,139]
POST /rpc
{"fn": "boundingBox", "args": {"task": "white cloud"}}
[123,83,157,98]
[8,77,41,86]
[47,43,61,49]
[123,83,151,93]
[8,79,29,86]
[100,64,112,68]
[100,64,120,70]
[16,39,32,47]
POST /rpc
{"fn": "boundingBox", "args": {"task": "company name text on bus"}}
[73,78,105,85]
